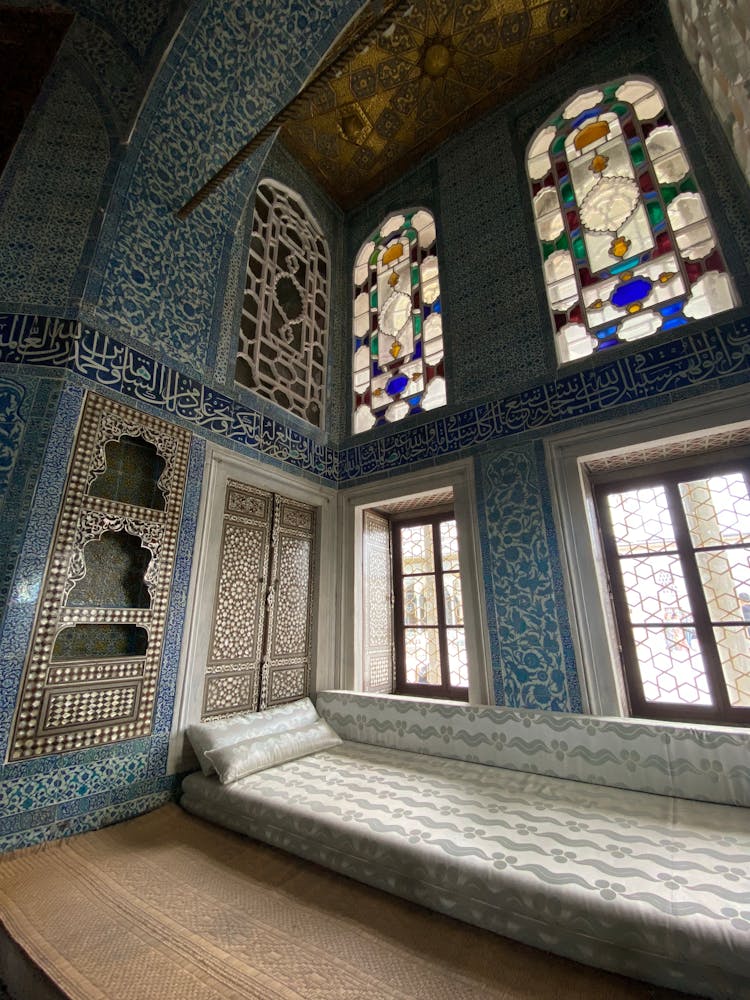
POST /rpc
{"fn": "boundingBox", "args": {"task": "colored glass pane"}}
[527,76,737,365]
[352,208,445,432]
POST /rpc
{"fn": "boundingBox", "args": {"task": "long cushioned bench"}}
[180,691,750,1000]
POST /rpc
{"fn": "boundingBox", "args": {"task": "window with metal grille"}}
[595,461,750,725]
[392,513,468,701]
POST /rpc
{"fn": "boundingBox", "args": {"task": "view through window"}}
[595,462,750,724]
[392,513,468,700]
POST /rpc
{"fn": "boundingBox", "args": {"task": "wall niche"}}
[8,393,191,761]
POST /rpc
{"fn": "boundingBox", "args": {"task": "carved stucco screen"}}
[202,479,317,720]
[528,77,737,364]
[9,392,190,761]
[235,180,330,428]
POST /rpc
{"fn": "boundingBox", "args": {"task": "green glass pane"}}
[612,103,629,116]
[552,115,565,127]
[660,185,678,205]
[411,264,419,287]
[556,232,570,251]
[647,201,664,225]
[371,335,378,356]
[369,250,379,265]
[630,142,645,167]
[404,227,417,242]
[560,181,574,204]
[414,314,422,335]
[680,177,697,194]
[370,289,378,309]
[551,135,566,155]
[572,236,585,259]
[542,242,555,260]
[603,84,618,100]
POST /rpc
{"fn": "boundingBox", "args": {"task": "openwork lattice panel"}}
[201,481,272,721]
[9,393,190,761]
[235,180,329,428]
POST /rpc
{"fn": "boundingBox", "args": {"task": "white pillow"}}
[187,697,319,776]
[205,718,342,784]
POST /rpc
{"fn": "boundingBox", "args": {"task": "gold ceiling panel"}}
[280,0,628,209]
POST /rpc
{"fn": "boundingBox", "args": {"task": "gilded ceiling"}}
[279,0,631,209]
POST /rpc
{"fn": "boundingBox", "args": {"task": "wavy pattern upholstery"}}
[182,694,750,998]
[315,691,750,807]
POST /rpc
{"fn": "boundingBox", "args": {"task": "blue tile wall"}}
[0,372,64,645]
[87,0,362,384]
[0,378,201,850]
[476,441,580,712]
[0,315,339,485]
[2,0,750,852]
[0,0,189,319]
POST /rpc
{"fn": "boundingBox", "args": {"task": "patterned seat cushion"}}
[181,740,750,1000]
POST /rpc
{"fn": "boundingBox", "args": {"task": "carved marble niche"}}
[201,480,317,720]
[8,392,191,761]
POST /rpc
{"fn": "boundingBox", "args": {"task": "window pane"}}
[607,486,676,554]
[619,554,691,624]
[679,473,750,547]
[404,628,441,684]
[439,519,459,571]
[442,572,464,626]
[528,77,737,366]
[695,548,750,622]
[402,575,437,626]
[713,626,750,707]
[631,626,711,705]
[352,209,444,433]
[400,524,434,574]
[446,627,467,687]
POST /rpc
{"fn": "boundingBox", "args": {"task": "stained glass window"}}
[236,180,329,428]
[527,78,738,364]
[352,209,445,433]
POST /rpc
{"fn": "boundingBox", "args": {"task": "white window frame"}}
[545,383,750,717]
[168,444,338,773]
[336,458,493,705]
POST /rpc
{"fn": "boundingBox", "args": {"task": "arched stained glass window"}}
[235,180,329,428]
[352,209,445,434]
[527,78,737,364]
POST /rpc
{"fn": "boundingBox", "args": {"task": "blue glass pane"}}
[662,317,688,330]
[571,107,602,130]
[386,374,409,396]
[611,277,652,309]
[595,325,619,339]
[432,301,441,314]
[659,302,684,317]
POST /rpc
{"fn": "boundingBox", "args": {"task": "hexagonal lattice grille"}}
[395,516,466,696]
[601,467,750,721]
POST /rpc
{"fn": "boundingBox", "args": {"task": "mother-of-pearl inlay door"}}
[201,478,317,719]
